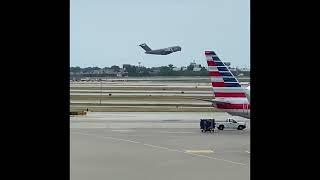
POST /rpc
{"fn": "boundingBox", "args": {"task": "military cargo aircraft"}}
[139,43,181,55]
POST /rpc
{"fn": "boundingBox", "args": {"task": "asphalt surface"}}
[70,93,211,96]
[70,112,250,180]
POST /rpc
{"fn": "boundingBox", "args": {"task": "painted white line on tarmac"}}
[71,131,247,166]
[111,129,135,132]
[185,150,214,153]
[158,131,195,134]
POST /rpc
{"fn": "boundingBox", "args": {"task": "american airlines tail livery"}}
[201,50,250,119]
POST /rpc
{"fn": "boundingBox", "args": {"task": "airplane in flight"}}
[139,43,181,55]
[195,50,250,119]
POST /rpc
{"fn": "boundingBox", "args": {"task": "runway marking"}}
[70,123,107,129]
[158,131,195,134]
[111,129,135,132]
[71,131,247,166]
[185,150,214,153]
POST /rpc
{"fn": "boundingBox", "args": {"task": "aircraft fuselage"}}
[145,46,181,55]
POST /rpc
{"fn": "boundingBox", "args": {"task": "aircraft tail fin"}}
[205,50,247,99]
[139,43,152,52]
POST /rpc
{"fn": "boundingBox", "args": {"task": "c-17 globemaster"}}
[139,43,181,55]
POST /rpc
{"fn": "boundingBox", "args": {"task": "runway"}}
[71,112,250,180]
[70,77,249,112]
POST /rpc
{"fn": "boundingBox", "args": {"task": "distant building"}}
[150,67,161,75]
[189,61,202,71]
[93,69,104,74]
[190,62,196,67]
[239,67,250,72]
[229,67,237,71]
[193,64,201,71]
[172,67,181,71]
[119,68,128,77]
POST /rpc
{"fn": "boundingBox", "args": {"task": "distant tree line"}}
[70,64,249,77]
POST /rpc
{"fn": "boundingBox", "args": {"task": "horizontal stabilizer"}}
[139,43,152,52]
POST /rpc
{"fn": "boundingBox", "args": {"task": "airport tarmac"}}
[71,112,250,180]
[70,100,210,105]
[71,85,211,88]
[70,76,249,112]
[70,89,211,93]
[70,93,211,96]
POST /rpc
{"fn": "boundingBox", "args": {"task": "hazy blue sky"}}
[71,0,250,68]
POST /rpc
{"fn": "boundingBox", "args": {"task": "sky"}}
[71,0,250,68]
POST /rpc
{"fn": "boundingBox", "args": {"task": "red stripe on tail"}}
[209,71,221,76]
[212,82,225,87]
[214,92,246,97]
[207,61,216,66]
[205,51,215,55]
[216,103,250,109]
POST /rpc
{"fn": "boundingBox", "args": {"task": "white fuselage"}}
[215,86,250,119]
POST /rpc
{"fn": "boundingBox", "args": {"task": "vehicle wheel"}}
[237,125,244,130]
[218,125,224,130]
